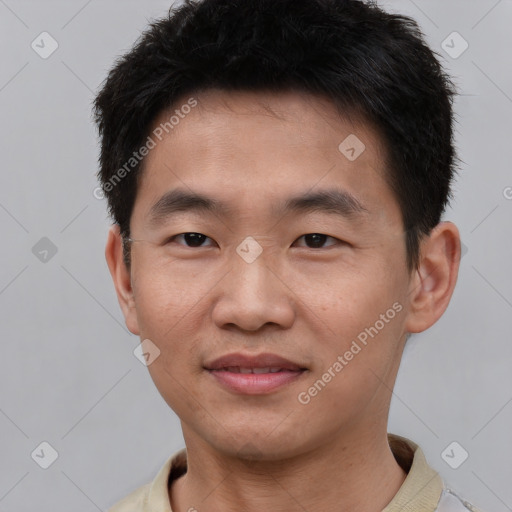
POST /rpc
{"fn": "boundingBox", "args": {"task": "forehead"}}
[132,89,399,229]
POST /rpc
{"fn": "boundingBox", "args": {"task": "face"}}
[107,89,453,460]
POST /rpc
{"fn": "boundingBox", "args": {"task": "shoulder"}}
[436,488,484,512]
[107,483,150,512]
[107,448,187,512]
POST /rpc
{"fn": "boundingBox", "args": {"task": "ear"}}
[105,224,140,335]
[404,221,461,333]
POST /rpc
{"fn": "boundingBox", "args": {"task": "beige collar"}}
[118,434,444,511]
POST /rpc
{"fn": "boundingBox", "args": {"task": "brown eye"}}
[167,232,214,248]
[294,233,341,249]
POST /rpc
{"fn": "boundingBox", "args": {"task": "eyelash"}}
[165,232,345,250]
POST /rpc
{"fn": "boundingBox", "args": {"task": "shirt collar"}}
[383,434,444,511]
[144,434,443,512]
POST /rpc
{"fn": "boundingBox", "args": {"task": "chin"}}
[205,425,313,463]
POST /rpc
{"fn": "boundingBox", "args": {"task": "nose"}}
[211,253,296,333]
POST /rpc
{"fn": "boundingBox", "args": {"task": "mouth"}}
[214,366,298,373]
[204,353,308,394]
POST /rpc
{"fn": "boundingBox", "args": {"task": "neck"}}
[170,426,407,512]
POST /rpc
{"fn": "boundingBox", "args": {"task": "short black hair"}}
[93,0,458,271]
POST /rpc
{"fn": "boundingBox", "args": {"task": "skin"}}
[105,89,461,512]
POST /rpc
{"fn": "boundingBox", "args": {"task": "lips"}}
[219,367,287,374]
[204,352,307,395]
[204,352,306,372]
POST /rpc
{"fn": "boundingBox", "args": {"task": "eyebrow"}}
[145,187,370,228]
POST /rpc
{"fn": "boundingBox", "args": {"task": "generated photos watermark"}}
[297,301,403,405]
[93,97,198,200]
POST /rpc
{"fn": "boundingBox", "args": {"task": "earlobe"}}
[404,221,461,334]
[104,224,140,335]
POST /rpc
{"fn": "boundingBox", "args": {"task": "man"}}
[93,0,482,510]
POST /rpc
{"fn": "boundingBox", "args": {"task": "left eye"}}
[293,233,341,249]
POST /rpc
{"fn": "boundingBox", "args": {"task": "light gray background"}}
[0,0,511,510]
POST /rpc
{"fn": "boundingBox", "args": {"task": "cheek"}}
[144,328,205,417]
[295,308,404,428]
[131,260,213,332]
[131,269,206,389]
[306,271,406,385]
[307,268,402,334]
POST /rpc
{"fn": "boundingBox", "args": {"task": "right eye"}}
[165,232,216,248]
